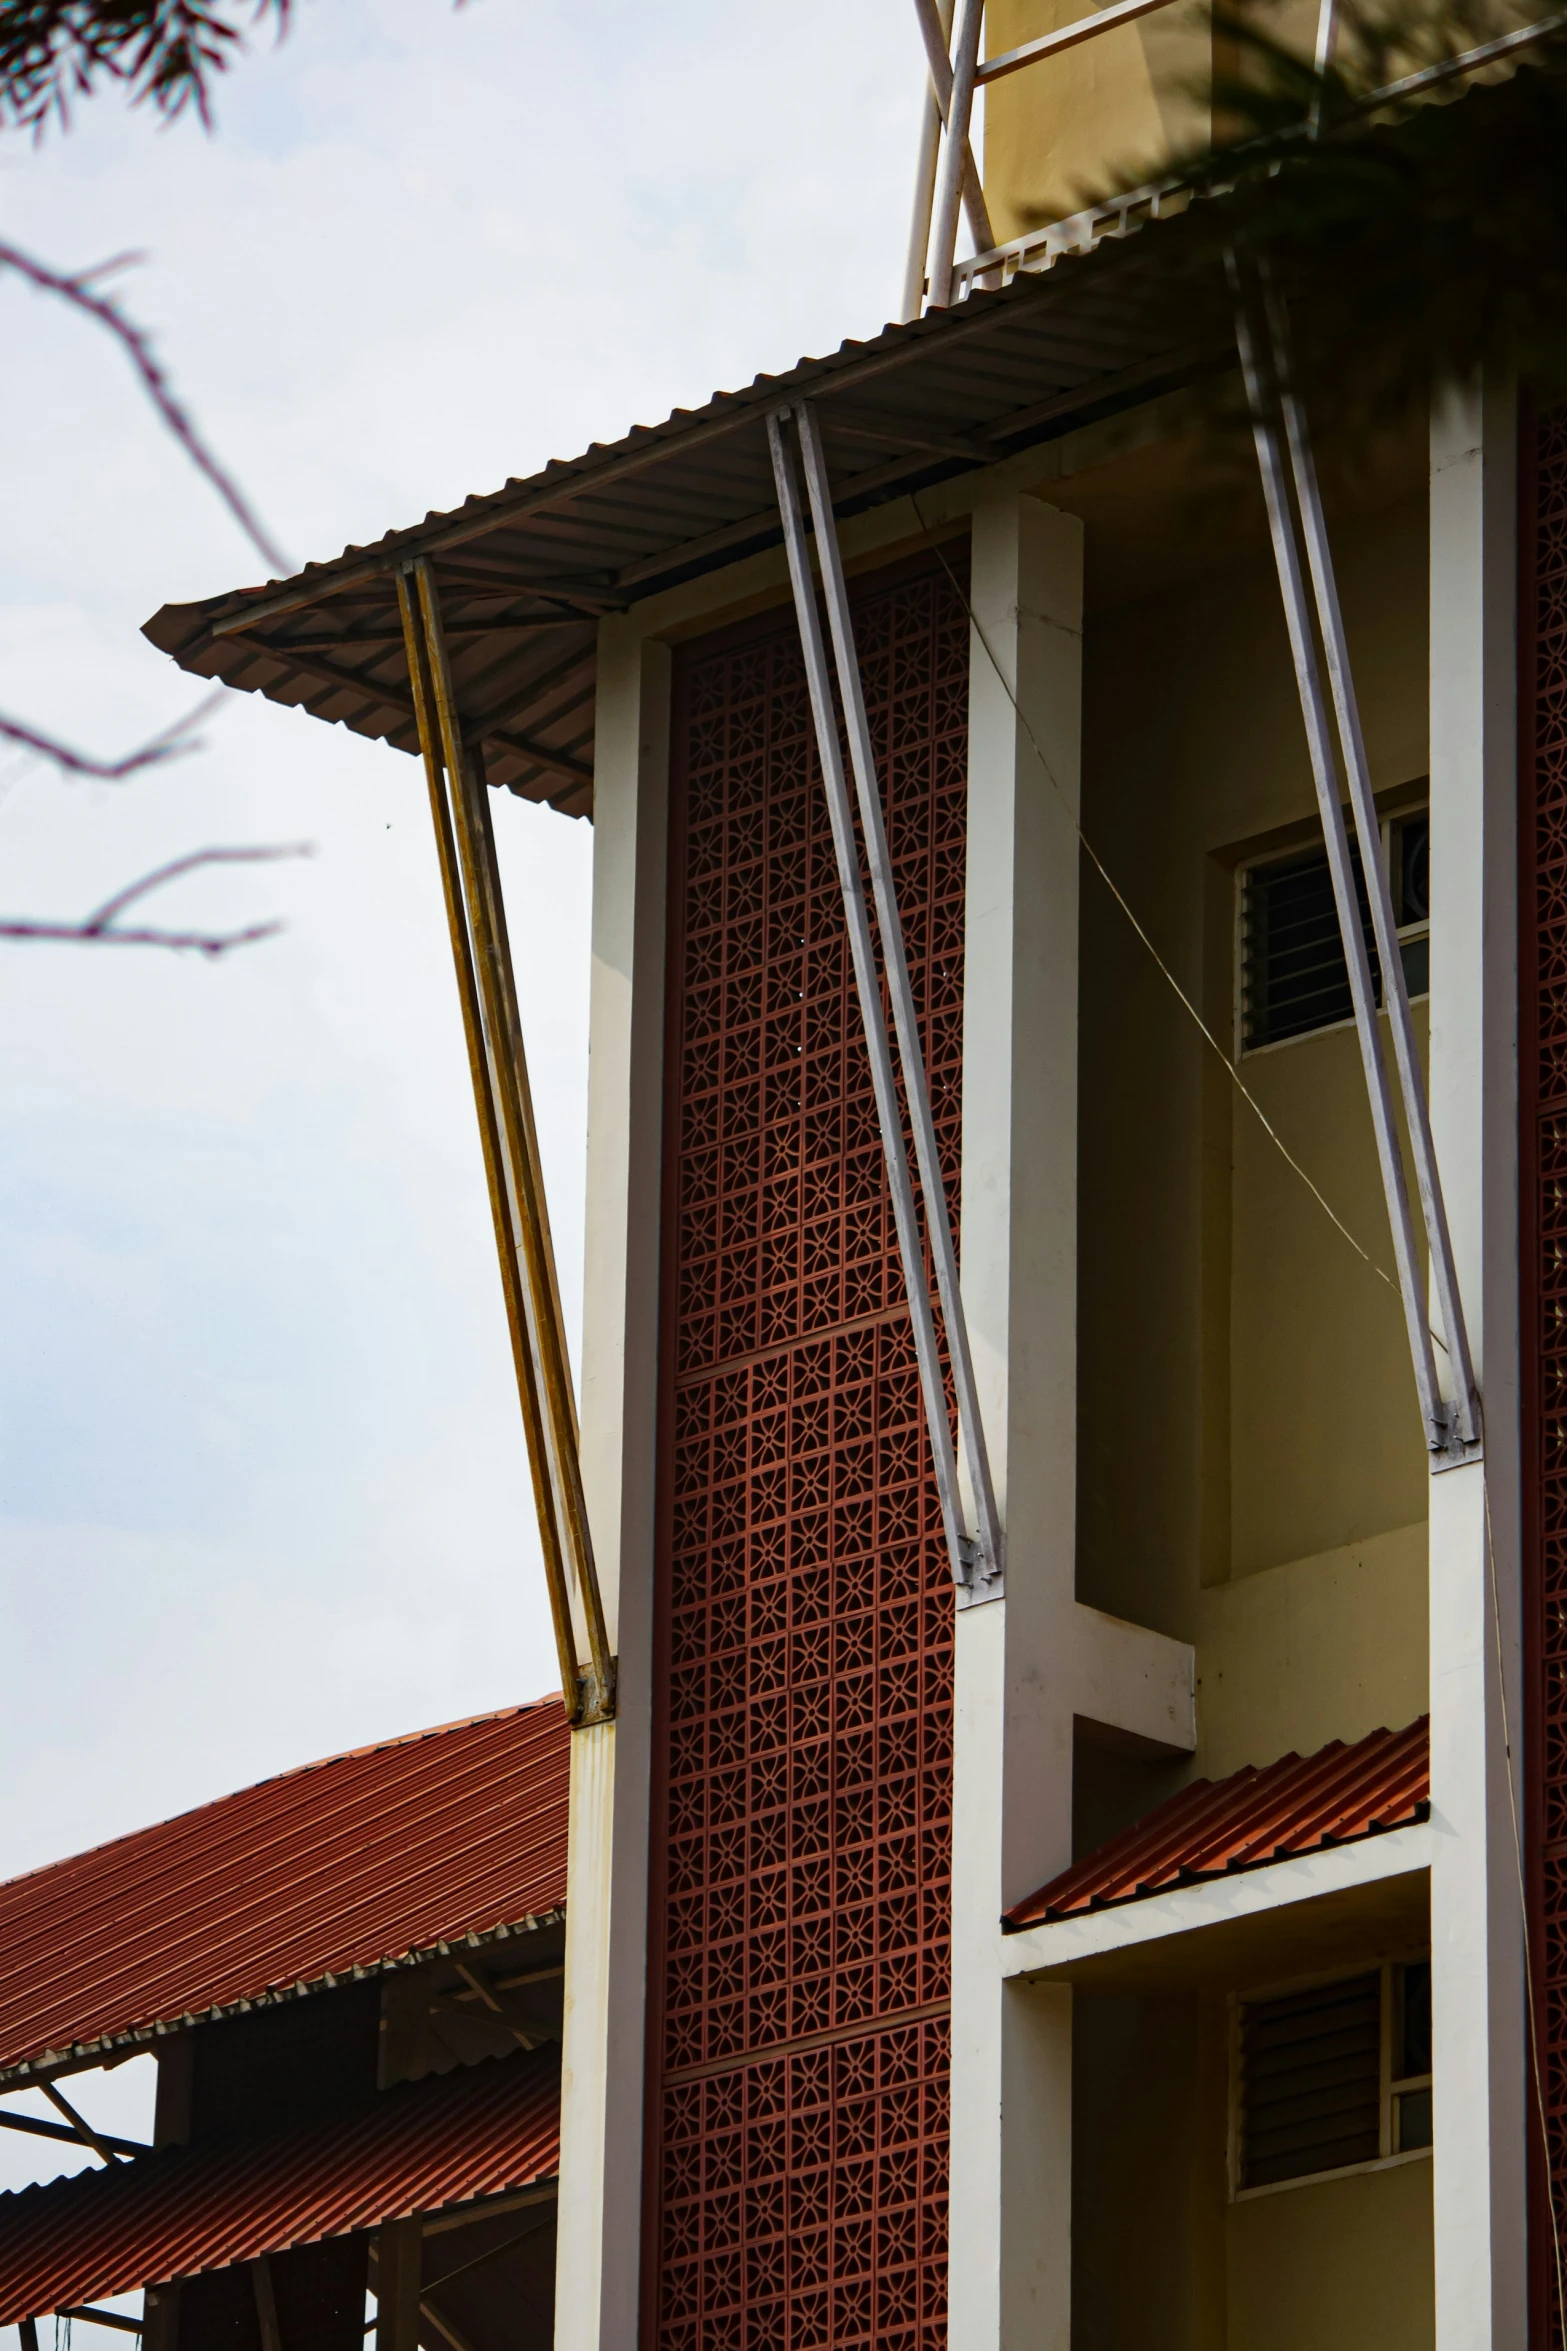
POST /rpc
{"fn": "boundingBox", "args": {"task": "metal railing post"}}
[927,0,985,310]
[396,563,616,1721]
[901,0,953,322]
[910,0,996,284]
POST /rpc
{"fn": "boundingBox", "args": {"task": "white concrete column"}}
[1428,378,1526,2351]
[950,490,1084,2351]
[553,622,671,2351]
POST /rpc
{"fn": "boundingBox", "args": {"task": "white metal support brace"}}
[919,2,1567,302]
[927,0,986,310]
[906,0,995,323]
[902,0,953,323]
[1231,264,1481,1465]
[767,402,1005,1597]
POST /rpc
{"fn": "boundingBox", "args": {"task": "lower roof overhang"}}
[0,2049,559,2327]
[1000,1822,1431,1995]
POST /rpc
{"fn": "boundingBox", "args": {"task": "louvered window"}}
[1393,1958,1433,2154]
[1239,806,1430,1052]
[1238,1971,1382,2188]
[1235,1959,1433,2193]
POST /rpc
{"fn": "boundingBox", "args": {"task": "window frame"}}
[1234,793,1431,1060]
[1227,1954,1434,2201]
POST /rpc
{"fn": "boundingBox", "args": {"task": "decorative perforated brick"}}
[1524,403,1567,2349]
[649,553,968,2351]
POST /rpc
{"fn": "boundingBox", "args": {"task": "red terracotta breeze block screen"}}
[647,550,969,2351]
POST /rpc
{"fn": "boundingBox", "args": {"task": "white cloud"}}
[0,0,924,1943]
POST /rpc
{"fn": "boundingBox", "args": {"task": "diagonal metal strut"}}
[1231,264,1480,1465]
[397,561,617,1721]
[768,401,1004,1596]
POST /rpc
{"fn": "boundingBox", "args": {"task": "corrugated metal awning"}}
[0,2048,559,2325]
[1004,1718,1430,1930]
[0,1703,569,2086]
[141,218,1231,818]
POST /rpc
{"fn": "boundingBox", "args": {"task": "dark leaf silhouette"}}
[1045,0,1567,445]
[0,0,289,134]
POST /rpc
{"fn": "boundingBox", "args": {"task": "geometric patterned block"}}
[650,553,969,2351]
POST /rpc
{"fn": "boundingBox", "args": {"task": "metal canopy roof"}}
[0,1702,569,2087]
[141,218,1230,819]
[0,2047,560,2325]
[1004,1718,1430,1930]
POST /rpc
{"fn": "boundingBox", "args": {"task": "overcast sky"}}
[0,0,925,2183]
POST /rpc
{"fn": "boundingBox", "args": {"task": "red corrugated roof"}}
[0,1702,570,2084]
[0,2049,559,2325]
[1003,1718,1429,1930]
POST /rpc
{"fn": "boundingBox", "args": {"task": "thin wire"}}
[911,410,1549,2287]
[1480,1452,1566,2328]
[909,495,1403,1301]
[422,2210,555,2297]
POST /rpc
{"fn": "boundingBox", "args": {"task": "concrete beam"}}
[951,488,1084,2351]
[1070,1601,1195,1755]
[1001,1823,1432,1980]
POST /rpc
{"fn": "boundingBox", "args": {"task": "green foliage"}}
[0,0,289,133]
[1212,5,1567,424]
[1076,1,1567,435]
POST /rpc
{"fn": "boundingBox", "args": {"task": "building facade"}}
[140,18,1559,2347]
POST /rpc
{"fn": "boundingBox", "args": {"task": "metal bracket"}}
[575,1656,619,1728]
[396,561,616,1725]
[1231,263,1482,1472]
[768,401,1004,1601]
[1430,1409,1485,1475]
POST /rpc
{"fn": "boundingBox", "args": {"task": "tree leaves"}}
[1049,1,1567,441]
[0,0,289,134]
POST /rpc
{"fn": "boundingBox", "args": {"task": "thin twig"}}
[0,688,226,780]
[0,842,312,956]
[0,918,278,953]
[0,238,290,575]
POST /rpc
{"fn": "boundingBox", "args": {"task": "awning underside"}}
[142,224,1232,818]
[0,1703,569,2089]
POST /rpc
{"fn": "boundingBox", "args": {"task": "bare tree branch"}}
[0,840,312,954]
[0,238,291,574]
[0,687,226,778]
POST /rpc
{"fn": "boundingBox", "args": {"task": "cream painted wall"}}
[1227,2157,1434,2351]
[1230,1012,1429,1577]
[1075,487,1431,1770]
[1073,1985,1434,2349]
[981,0,1318,240]
[983,0,1212,238]
[1071,1990,1228,2349]
[1196,1524,1428,1778]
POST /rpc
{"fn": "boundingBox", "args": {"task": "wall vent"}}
[1238,1970,1382,2189]
[1239,808,1429,1052]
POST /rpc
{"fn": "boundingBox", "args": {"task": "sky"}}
[0,0,928,2190]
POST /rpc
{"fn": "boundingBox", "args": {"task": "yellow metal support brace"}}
[396,563,615,1726]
